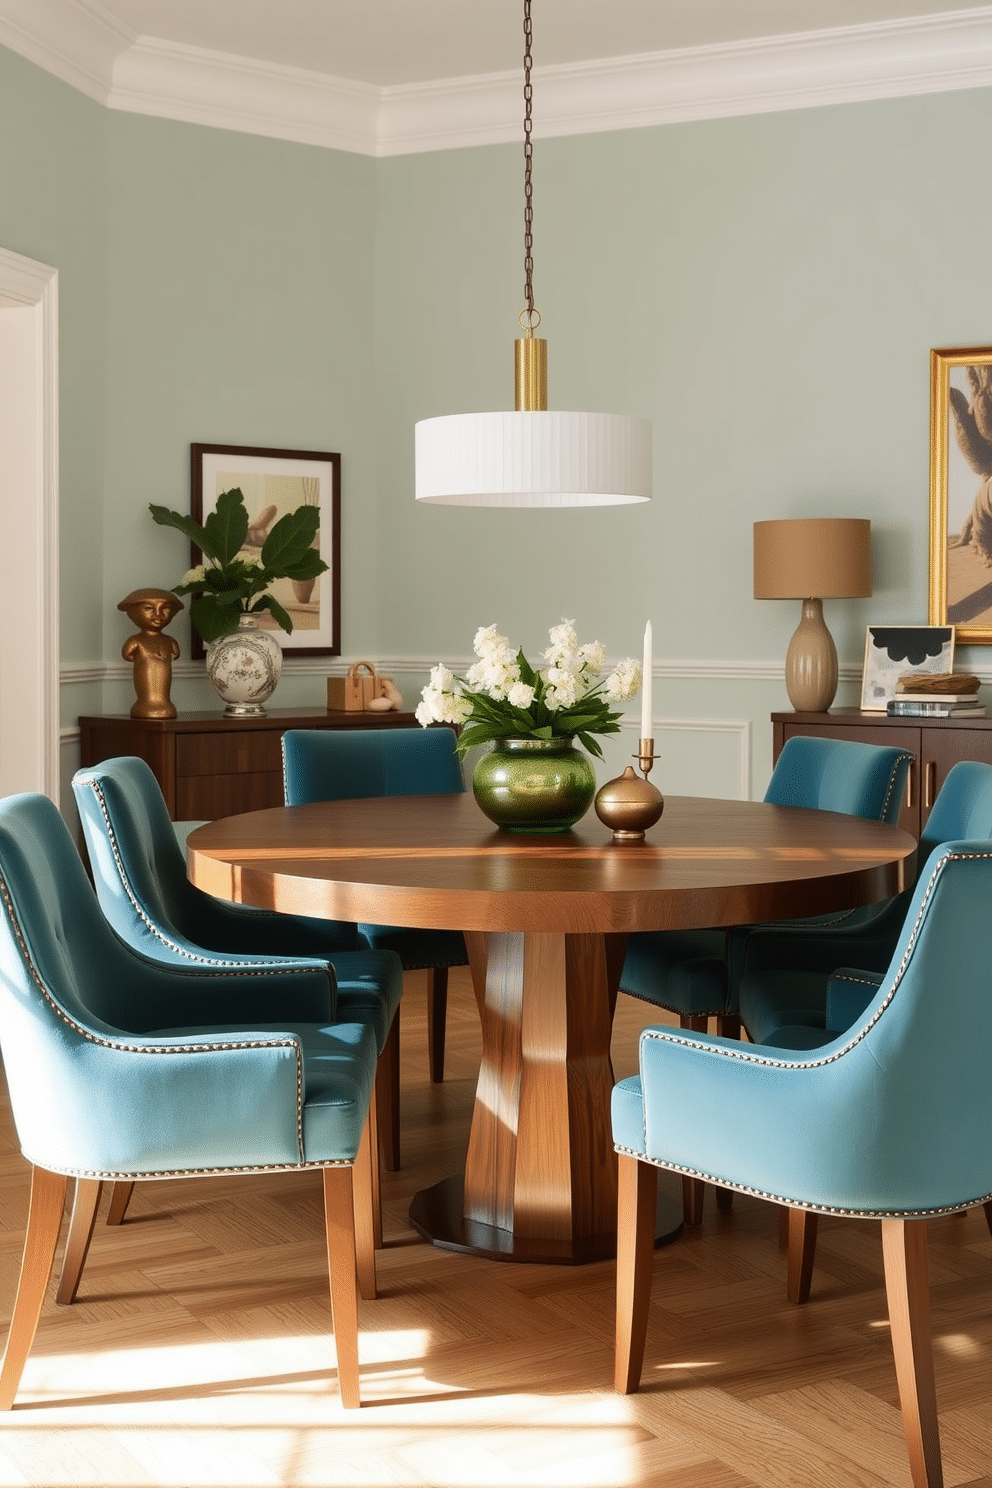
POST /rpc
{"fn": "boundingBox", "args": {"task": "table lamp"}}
[753,517,871,712]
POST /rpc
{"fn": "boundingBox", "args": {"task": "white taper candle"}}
[640,621,653,738]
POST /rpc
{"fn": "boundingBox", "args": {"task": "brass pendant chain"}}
[522,0,536,327]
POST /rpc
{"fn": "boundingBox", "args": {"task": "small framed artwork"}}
[190,443,341,660]
[929,345,992,644]
[860,624,954,711]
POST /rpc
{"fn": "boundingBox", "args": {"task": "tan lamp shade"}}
[753,518,872,712]
[753,518,871,599]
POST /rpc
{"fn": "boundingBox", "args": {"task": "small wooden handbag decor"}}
[327,660,384,712]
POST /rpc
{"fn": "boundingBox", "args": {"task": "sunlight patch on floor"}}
[0,1338,653,1488]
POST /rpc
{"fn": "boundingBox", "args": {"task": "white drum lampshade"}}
[415,410,652,507]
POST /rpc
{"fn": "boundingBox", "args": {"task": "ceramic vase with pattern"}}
[205,613,283,717]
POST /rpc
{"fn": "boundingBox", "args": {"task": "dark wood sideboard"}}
[772,708,992,836]
[78,708,423,820]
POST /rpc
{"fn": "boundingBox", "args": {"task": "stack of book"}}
[887,692,986,718]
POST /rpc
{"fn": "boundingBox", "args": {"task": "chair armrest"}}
[106,953,336,1032]
[630,1024,873,1210]
[8,1029,307,1175]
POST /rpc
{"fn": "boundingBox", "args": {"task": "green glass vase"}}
[472,737,597,833]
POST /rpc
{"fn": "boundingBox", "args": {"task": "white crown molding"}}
[3,3,992,155]
[109,37,382,156]
[381,7,992,155]
[0,0,129,104]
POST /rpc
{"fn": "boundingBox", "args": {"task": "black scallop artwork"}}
[868,627,951,666]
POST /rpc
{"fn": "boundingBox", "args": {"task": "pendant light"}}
[414,0,652,508]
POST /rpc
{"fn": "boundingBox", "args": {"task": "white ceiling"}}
[73,0,992,86]
[2,1,992,155]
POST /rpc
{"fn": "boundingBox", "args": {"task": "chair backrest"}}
[0,792,166,1169]
[73,757,358,967]
[917,759,992,866]
[73,755,207,962]
[764,735,911,824]
[282,726,464,805]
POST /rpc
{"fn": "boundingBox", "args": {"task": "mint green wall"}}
[102,113,377,707]
[375,89,992,663]
[0,46,106,675]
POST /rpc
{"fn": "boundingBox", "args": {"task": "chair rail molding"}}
[62,655,992,691]
[2,2,992,156]
[0,245,59,800]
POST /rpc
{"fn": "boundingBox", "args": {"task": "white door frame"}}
[0,247,59,800]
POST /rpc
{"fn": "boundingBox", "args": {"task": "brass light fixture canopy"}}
[754,517,872,713]
[414,0,652,509]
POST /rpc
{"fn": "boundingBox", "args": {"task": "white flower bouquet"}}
[416,620,642,758]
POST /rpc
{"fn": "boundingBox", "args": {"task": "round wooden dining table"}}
[187,792,916,1265]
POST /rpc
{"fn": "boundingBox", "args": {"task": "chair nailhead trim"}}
[613,1142,992,1220]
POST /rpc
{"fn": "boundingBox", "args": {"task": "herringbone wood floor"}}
[0,967,989,1487]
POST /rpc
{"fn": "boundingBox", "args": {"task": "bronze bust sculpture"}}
[118,588,182,719]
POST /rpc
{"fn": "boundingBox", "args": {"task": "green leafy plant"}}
[416,621,642,759]
[149,487,328,645]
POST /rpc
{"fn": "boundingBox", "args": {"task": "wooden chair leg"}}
[615,1153,659,1394]
[881,1218,943,1488]
[427,966,448,1084]
[375,1015,401,1173]
[106,1181,134,1226]
[323,1166,361,1409]
[352,1118,378,1303]
[56,1178,102,1305]
[367,1098,382,1251]
[983,1198,992,1242]
[716,1013,741,1039]
[0,1167,68,1410]
[779,1203,790,1249]
[786,1207,818,1304]
[679,1015,709,1224]
[682,1175,705,1225]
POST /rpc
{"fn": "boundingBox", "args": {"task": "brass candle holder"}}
[594,737,665,842]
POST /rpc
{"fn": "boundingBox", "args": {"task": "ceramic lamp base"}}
[785,598,838,712]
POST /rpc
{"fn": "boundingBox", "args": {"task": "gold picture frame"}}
[929,344,992,643]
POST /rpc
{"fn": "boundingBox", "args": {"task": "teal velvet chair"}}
[736,759,992,1300]
[0,793,380,1410]
[281,726,468,1084]
[72,756,404,1191]
[613,836,992,1488]
[739,759,992,1045]
[618,735,913,1223]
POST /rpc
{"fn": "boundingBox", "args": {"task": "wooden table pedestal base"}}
[409,1174,683,1265]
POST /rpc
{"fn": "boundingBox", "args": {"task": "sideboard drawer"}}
[175,731,283,778]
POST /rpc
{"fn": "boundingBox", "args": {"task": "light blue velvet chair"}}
[0,793,380,1410]
[282,726,468,1084]
[736,759,992,1300]
[619,735,913,1223]
[72,756,404,1187]
[613,836,992,1488]
[739,759,992,1046]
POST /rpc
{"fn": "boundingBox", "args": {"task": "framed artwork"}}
[190,443,341,660]
[860,624,954,711]
[929,345,992,644]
